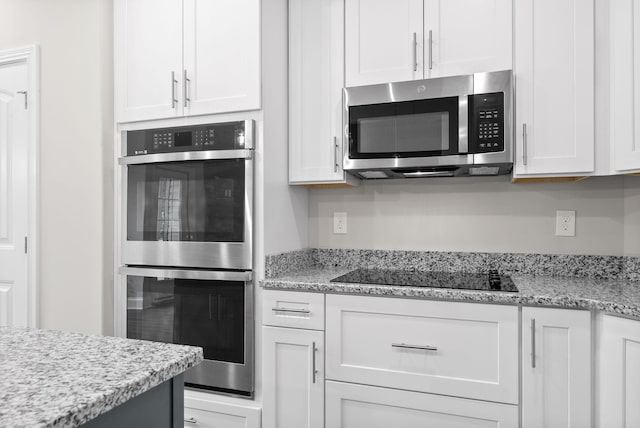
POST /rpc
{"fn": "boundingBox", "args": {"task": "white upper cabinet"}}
[115,0,260,123]
[424,0,512,79]
[183,0,260,116]
[115,0,183,122]
[514,0,595,177]
[289,0,356,185]
[345,0,423,87]
[610,0,640,173]
[345,0,512,87]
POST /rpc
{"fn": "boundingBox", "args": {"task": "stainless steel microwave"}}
[343,70,513,179]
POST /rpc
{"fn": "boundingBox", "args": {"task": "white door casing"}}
[0,45,38,328]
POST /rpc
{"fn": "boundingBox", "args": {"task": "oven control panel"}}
[126,121,248,156]
[469,92,505,154]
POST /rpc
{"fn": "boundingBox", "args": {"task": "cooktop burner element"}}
[330,268,518,292]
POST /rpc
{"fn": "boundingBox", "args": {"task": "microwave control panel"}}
[469,92,504,154]
[126,121,247,156]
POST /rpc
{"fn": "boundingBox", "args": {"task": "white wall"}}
[624,176,640,257]
[0,0,113,335]
[309,175,631,256]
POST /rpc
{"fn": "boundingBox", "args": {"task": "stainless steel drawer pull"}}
[333,136,339,173]
[392,343,438,351]
[312,341,318,383]
[522,123,528,166]
[184,417,197,424]
[531,318,536,368]
[183,69,191,108]
[272,307,311,314]
[412,32,418,72]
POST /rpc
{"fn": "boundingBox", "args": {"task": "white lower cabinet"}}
[183,398,261,428]
[600,315,640,428]
[521,307,591,428]
[325,380,518,428]
[326,295,519,403]
[262,326,324,428]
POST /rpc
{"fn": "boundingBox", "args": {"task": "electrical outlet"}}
[555,210,576,237]
[333,212,347,234]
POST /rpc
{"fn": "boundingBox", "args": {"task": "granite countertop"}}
[0,327,203,428]
[261,266,640,319]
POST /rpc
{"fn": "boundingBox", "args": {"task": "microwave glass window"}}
[127,276,246,364]
[358,111,450,154]
[349,97,459,158]
[127,159,245,242]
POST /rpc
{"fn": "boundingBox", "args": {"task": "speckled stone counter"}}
[261,266,640,319]
[0,327,203,428]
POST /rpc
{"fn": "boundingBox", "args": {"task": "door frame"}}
[0,45,39,327]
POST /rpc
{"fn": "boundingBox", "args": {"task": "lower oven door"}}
[119,266,254,397]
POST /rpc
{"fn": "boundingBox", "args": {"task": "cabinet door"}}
[289,0,348,184]
[521,307,591,428]
[345,0,423,86]
[326,381,518,428]
[424,0,512,78]
[611,0,640,172]
[514,0,595,176]
[183,0,260,116]
[262,327,324,428]
[114,0,183,122]
[600,315,640,428]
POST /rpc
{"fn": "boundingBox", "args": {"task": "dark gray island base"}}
[0,327,203,428]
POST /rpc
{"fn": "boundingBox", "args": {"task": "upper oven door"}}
[119,149,253,270]
[343,74,474,171]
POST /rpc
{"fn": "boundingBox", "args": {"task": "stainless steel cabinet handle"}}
[531,318,536,368]
[392,343,438,351]
[184,417,197,424]
[183,69,191,108]
[272,307,311,314]
[333,136,339,173]
[412,32,418,72]
[428,30,433,70]
[312,341,318,383]
[522,123,528,166]
[171,71,178,109]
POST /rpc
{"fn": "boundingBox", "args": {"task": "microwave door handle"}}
[119,266,253,282]
[118,149,253,165]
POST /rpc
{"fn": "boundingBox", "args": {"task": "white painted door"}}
[0,61,29,327]
[326,381,518,428]
[610,0,640,172]
[345,0,423,86]
[521,307,591,428]
[114,0,183,122]
[183,0,260,116]
[514,0,595,176]
[600,315,640,428]
[262,326,324,428]
[289,0,347,184]
[424,0,512,78]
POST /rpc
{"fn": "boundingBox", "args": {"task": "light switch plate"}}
[555,210,576,237]
[333,212,347,234]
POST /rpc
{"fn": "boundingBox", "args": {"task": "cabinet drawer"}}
[184,398,260,428]
[262,290,325,330]
[326,295,518,403]
[326,380,518,428]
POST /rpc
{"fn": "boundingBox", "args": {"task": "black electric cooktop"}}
[330,268,518,292]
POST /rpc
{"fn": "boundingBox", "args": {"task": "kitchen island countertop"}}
[0,327,203,428]
[261,266,640,319]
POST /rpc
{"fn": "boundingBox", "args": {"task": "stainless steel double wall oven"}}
[118,120,254,397]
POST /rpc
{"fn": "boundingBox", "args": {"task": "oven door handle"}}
[118,149,253,165]
[119,266,253,282]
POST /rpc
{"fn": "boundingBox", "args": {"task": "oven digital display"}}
[174,131,192,147]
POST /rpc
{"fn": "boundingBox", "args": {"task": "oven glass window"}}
[127,276,246,364]
[349,97,459,158]
[127,159,245,242]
